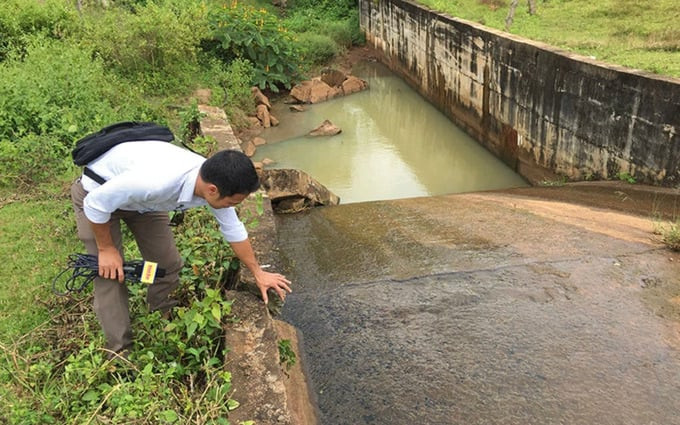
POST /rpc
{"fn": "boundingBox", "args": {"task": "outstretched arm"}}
[230,239,292,304]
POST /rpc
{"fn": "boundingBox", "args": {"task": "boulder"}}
[260,169,340,213]
[289,105,305,112]
[289,80,312,104]
[256,104,271,128]
[308,120,341,137]
[242,139,256,157]
[246,116,262,128]
[290,78,342,104]
[270,114,280,127]
[320,68,347,87]
[253,136,267,146]
[310,79,342,103]
[262,157,275,166]
[251,86,271,109]
[342,75,369,96]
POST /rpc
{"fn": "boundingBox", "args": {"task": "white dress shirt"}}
[81,141,248,242]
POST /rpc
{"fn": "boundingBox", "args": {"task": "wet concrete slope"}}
[277,183,680,425]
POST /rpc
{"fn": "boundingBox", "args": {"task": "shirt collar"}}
[178,166,200,204]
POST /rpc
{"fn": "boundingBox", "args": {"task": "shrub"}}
[207,3,300,92]
[297,32,340,65]
[0,134,73,188]
[0,0,77,62]
[662,220,680,251]
[0,37,156,188]
[77,1,208,92]
[290,0,358,19]
[219,58,256,127]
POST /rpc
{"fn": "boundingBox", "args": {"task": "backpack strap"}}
[83,166,107,185]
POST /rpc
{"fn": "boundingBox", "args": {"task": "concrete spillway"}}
[277,183,680,424]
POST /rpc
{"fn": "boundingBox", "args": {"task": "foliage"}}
[290,0,358,19]
[0,193,247,424]
[76,0,209,93]
[0,37,156,189]
[0,37,149,142]
[0,135,73,188]
[417,0,680,78]
[178,100,207,145]
[207,2,300,92]
[220,58,256,126]
[661,220,680,252]
[278,339,297,371]
[0,0,77,62]
[284,4,364,63]
[175,206,240,292]
[297,33,340,65]
[616,171,637,184]
[2,283,238,424]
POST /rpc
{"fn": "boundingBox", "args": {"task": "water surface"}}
[253,62,527,203]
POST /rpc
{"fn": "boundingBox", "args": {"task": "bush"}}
[290,0,358,19]
[297,32,340,65]
[0,0,77,62]
[662,220,680,251]
[284,5,363,66]
[0,37,156,188]
[0,135,73,188]
[207,3,300,92]
[220,58,256,127]
[77,1,208,92]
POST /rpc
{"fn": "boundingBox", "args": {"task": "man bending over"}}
[71,141,291,356]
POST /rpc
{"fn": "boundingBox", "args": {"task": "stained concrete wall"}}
[359,0,680,186]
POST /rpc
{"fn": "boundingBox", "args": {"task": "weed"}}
[660,220,680,251]
[539,176,568,187]
[616,172,637,184]
[178,100,206,144]
[278,339,297,371]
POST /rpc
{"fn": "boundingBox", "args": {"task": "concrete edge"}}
[199,105,319,425]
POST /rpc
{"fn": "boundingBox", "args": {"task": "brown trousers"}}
[71,179,183,354]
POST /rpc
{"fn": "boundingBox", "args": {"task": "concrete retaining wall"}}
[359,0,680,185]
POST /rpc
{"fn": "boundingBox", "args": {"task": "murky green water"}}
[253,62,527,203]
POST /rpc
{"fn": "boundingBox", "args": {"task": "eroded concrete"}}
[277,184,680,424]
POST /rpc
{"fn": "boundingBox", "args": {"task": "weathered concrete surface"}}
[198,107,318,425]
[198,105,242,151]
[276,183,680,424]
[359,0,680,186]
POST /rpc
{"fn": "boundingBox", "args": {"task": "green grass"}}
[0,182,80,342]
[417,0,680,78]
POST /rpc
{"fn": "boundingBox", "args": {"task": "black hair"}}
[199,150,260,197]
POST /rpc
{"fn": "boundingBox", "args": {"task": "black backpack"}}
[72,121,175,184]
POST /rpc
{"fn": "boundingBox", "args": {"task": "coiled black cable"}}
[52,253,165,296]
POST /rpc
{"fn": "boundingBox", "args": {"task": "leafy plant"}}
[660,220,680,251]
[208,3,300,92]
[616,171,637,184]
[278,339,297,371]
[175,206,240,292]
[220,57,256,127]
[0,0,77,62]
[297,32,339,65]
[178,100,207,144]
[77,0,208,92]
